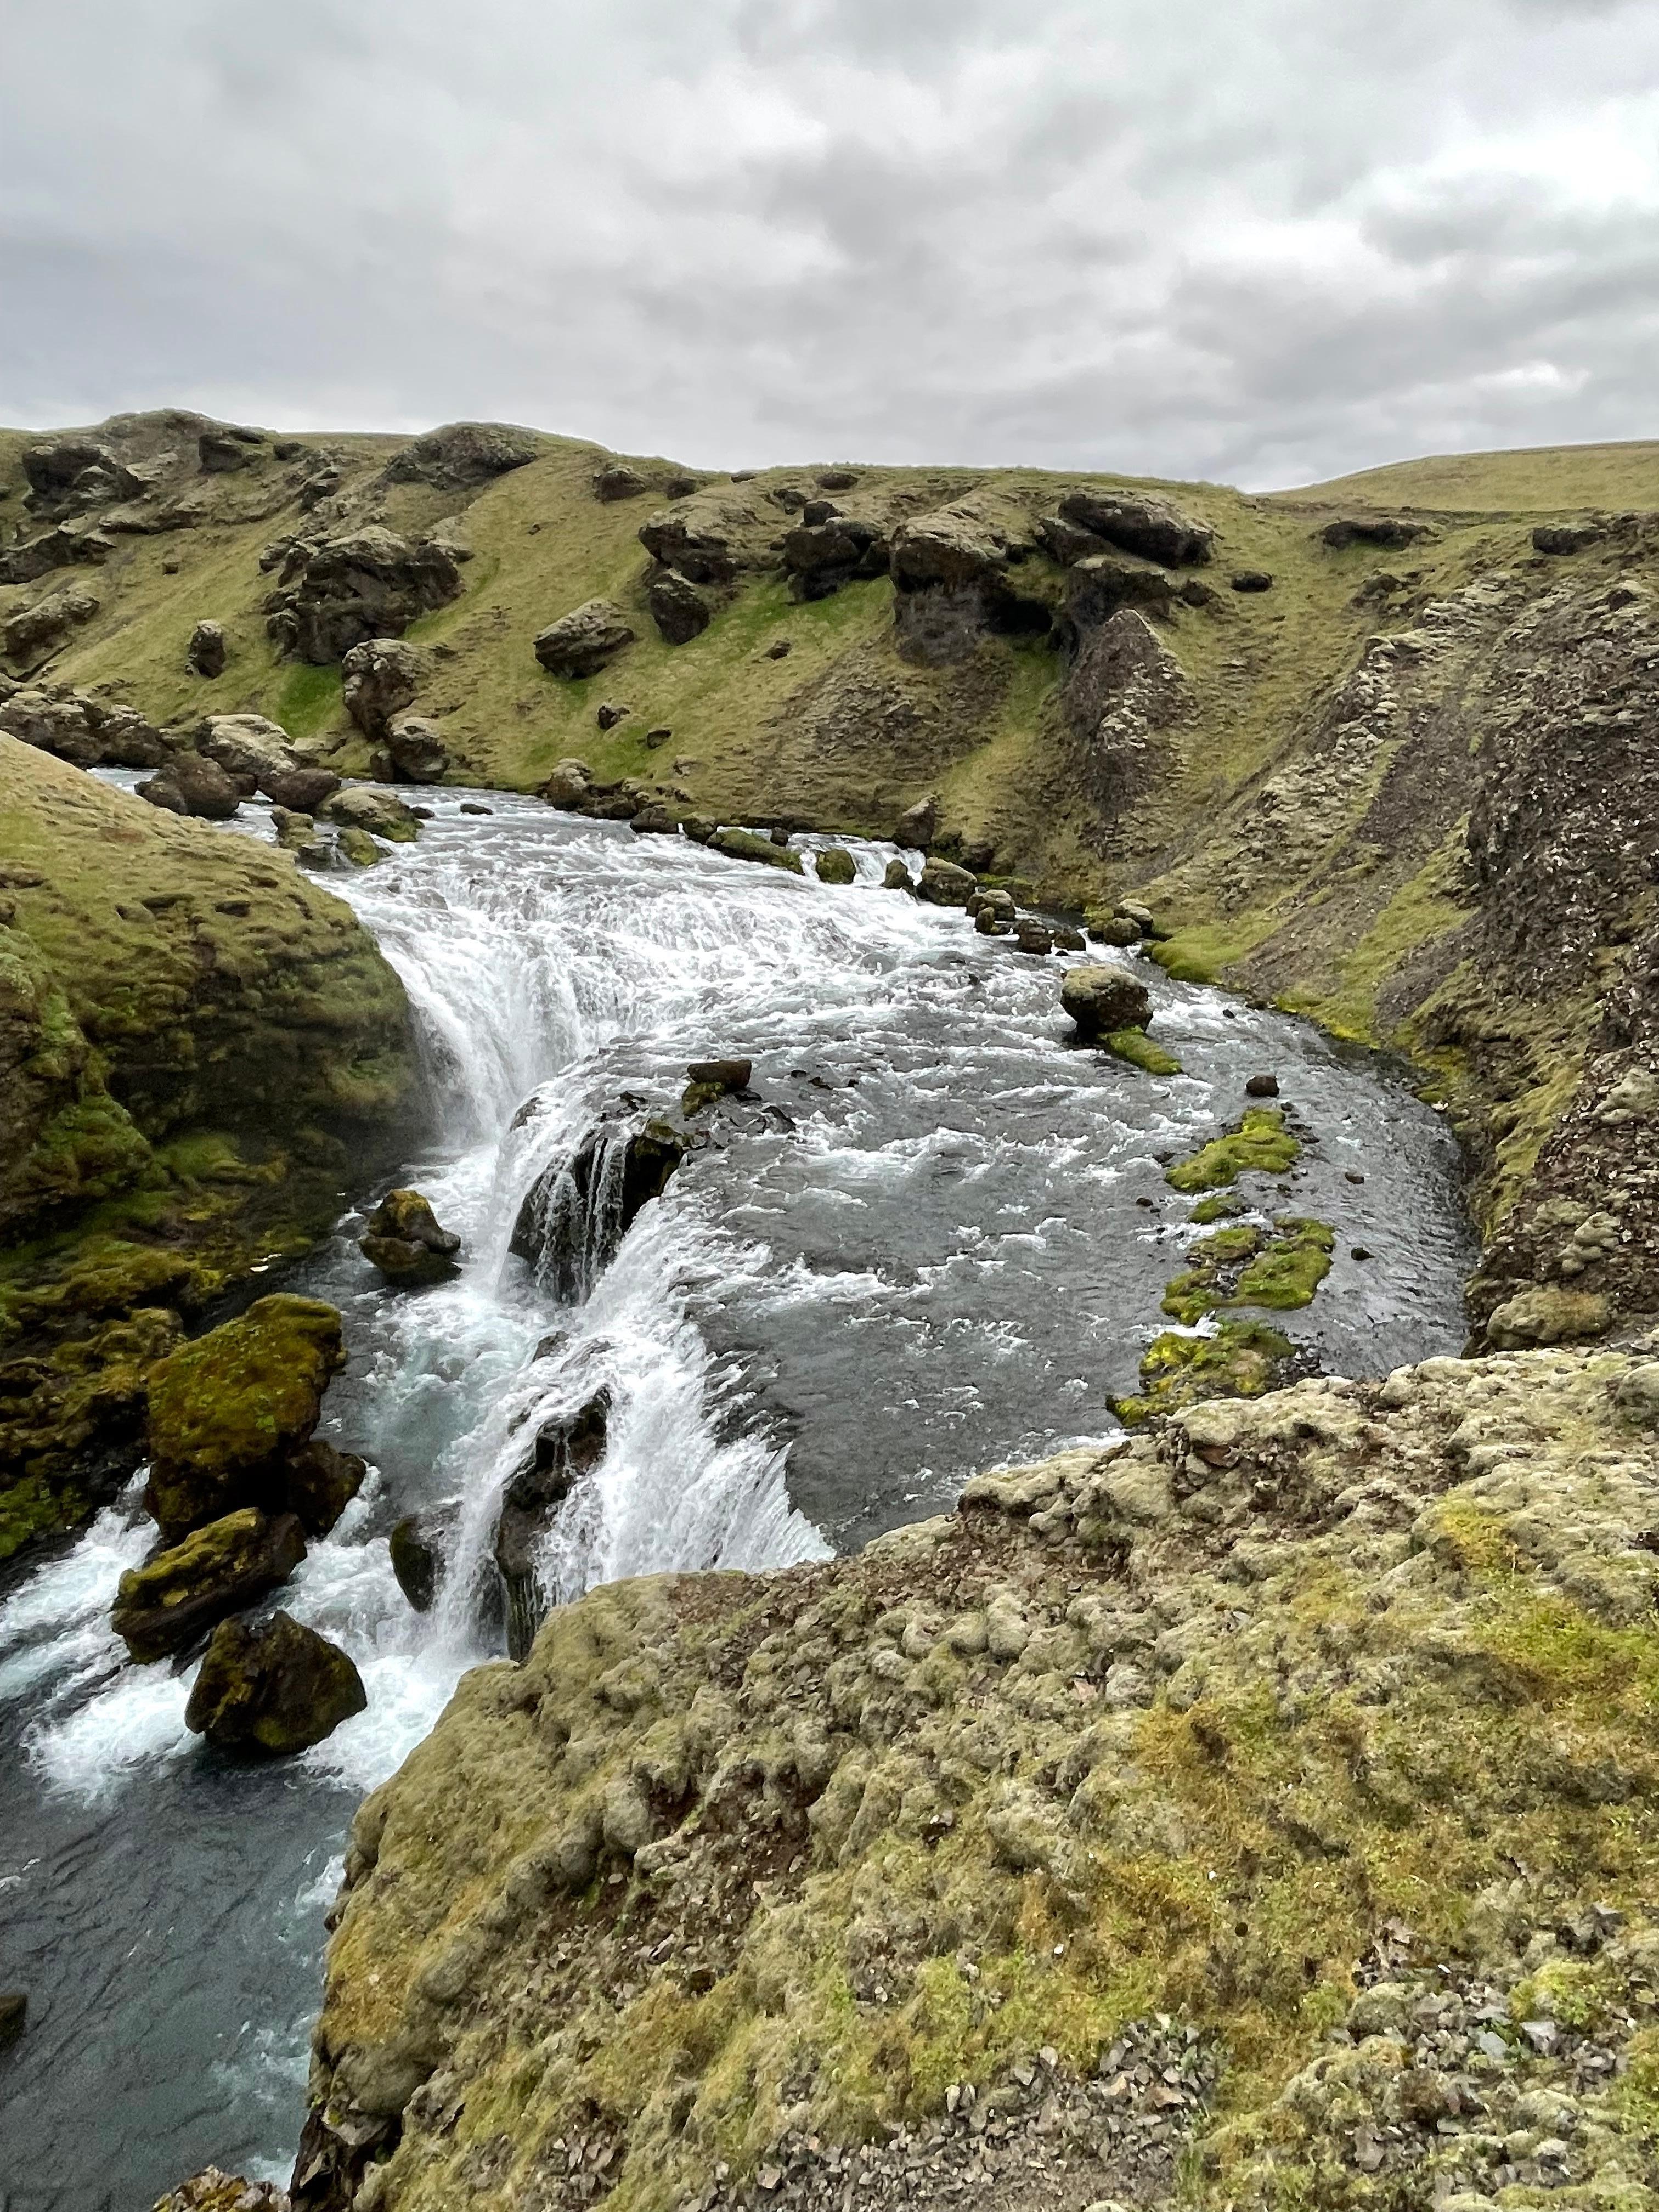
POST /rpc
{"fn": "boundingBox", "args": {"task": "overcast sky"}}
[3,0,1656,487]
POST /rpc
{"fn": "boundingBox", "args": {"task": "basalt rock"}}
[198,711,300,788]
[495,1389,611,1660]
[1056,487,1214,566]
[510,1119,693,1300]
[137,754,242,820]
[534,600,636,678]
[111,1506,307,1662]
[384,715,449,785]
[782,518,889,601]
[682,1057,753,1113]
[325,786,422,842]
[382,421,541,491]
[142,1295,347,1541]
[269,529,463,664]
[710,827,804,873]
[915,857,978,907]
[647,569,714,645]
[281,1439,366,1537]
[540,758,594,810]
[341,638,426,738]
[1532,521,1605,556]
[185,1609,366,1754]
[3,583,100,669]
[1060,962,1153,1039]
[390,1510,452,1613]
[264,764,341,812]
[0,523,112,586]
[359,1189,461,1285]
[187,619,228,676]
[1321,515,1434,551]
[814,845,857,884]
[593,464,648,502]
[894,795,937,850]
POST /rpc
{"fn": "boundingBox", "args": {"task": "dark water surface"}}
[0,791,1475,2205]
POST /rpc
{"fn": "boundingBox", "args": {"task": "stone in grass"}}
[112,1508,307,1662]
[814,845,857,885]
[709,826,804,873]
[1164,1107,1298,1193]
[185,1610,366,1756]
[360,1188,462,1285]
[1103,1027,1182,1076]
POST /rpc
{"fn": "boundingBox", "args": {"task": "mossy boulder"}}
[709,827,804,873]
[1060,962,1153,1039]
[814,845,857,885]
[1102,1025,1181,1075]
[325,786,421,842]
[184,1608,366,1754]
[360,1188,462,1285]
[1485,1284,1612,1349]
[110,1506,306,1662]
[1165,1107,1299,1193]
[1113,1315,1299,1423]
[142,1294,346,1539]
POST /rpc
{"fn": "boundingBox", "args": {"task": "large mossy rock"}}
[1059,962,1153,1039]
[184,1608,366,1754]
[143,1295,346,1539]
[359,1188,461,1285]
[111,1506,306,1661]
[708,827,803,873]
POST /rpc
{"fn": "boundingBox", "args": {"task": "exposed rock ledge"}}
[296,1340,1659,2212]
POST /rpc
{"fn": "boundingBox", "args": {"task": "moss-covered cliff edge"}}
[0,738,413,1557]
[296,1339,1659,2212]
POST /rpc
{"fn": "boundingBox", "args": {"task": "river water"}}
[0,787,1474,2207]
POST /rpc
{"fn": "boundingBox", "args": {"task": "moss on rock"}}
[1102,1025,1182,1076]
[1165,1107,1300,1193]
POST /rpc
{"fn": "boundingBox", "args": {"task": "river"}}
[0,786,1475,2207]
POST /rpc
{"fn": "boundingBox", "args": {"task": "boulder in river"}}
[814,845,857,884]
[1060,963,1154,1040]
[325,785,421,841]
[510,1119,693,1298]
[915,857,977,907]
[359,1188,462,1285]
[184,1610,366,1755]
[894,795,936,850]
[111,1507,307,1662]
[142,1295,347,1541]
[710,826,804,873]
[197,711,301,788]
[281,1439,366,1537]
[385,713,449,784]
[187,619,228,676]
[337,825,382,867]
[1086,910,1141,947]
[1245,1072,1280,1097]
[263,764,340,812]
[390,1506,458,1612]
[882,857,915,891]
[136,753,242,821]
[682,1057,752,1112]
[1014,919,1054,956]
[541,757,594,809]
[534,599,636,678]
[495,1390,611,1660]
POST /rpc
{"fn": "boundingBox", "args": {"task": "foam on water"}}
[0,783,1476,2202]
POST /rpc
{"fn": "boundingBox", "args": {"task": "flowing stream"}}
[0,787,1475,2207]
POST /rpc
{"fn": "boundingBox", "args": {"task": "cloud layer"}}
[3,0,1656,484]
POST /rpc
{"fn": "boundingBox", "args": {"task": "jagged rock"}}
[595,702,630,731]
[781,518,889,600]
[270,528,463,663]
[264,764,341,812]
[390,1509,454,1612]
[510,1119,693,1295]
[0,686,99,764]
[1065,554,1176,628]
[709,827,804,872]
[1061,963,1153,1038]
[24,437,137,508]
[541,758,595,809]
[815,845,857,884]
[648,569,714,644]
[111,1507,307,1662]
[341,637,425,737]
[187,619,228,676]
[889,508,1009,592]
[894,795,937,849]
[882,857,915,890]
[3,583,100,668]
[281,1440,366,1537]
[915,857,978,906]
[359,1188,462,1285]
[495,1390,611,1659]
[385,714,449,785]
[197,711,300,788]
[1056,488,1214,566]
[1533,522,1605,556]
[137,754,242,820]
[534,600,636,678]
[593,464,647,501]
[142,1295,347,1541]
[1321,516,1433,550]
[1063,608,1193,820]
[1232,570,1274,592]
[325,786,421,842]
[637,504,752,585]
[383,422,541,490]
[153,2170,287,2212]
[185,1610,366,1754]
[198,427,262,473]
[0,522,112,586]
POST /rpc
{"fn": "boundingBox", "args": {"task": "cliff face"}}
[299,1340,1659,2212]
[0,740,413,1555]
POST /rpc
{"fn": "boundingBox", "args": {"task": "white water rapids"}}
[0,786,1475,2205]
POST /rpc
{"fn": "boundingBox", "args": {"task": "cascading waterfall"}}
[0,786,1478,2205]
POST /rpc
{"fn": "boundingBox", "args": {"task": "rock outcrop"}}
[267,529,463,663]
[341,638,426,738]
[534,600,636,678]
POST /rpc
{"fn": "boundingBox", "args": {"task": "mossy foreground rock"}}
[185,1608,366,1755]
[1060,962,1152,1039]
[301,1341,1659,2212]
[111,1506,305,1662]
[143,1294,346,1539]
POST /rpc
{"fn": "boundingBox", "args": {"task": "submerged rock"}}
[682,1057,753,1113]
[510,1119,693,1299]
[111,1507,307,1662]
[709,827,804,873]
[184,1609,366,1754]
[359,1188,462,1285]
[1060,962,1153,1040]
[882,857,915,890]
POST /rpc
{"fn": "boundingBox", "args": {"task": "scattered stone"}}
[1321,515,1434,550]
[153,2171,289,2212]
[816,469,859,490]
[1245,1072,1280,1097]
[882,857,915,891]
[198,427,262,472]
[1231,569,1274,592]
[111,1508,307,1662]
[595,701,631,730]
[534,599,636,678]
[766,637,792,658]
[1057,487,1215,566]
[1087,912,1141,947]
[1015,919,1055,955]
[185,1610,366,1756]
[683,1058,753,1112]
[1061,963,1154,1039]
[644,725,673,748]
[915,857,977,907]
[186,619,228,677]
[1532,522,1604,556]
[264,764,340,812]
[593,464,648,502]
[136,754,241,820]
[198,710,300,788]
[360,1189,462,1285]
[325,786,421,842]
[541,758,594,809]
[459,802,491,815]
[1485,1285,1611,1348]
[630,803,679,834]
[4,583,101,667]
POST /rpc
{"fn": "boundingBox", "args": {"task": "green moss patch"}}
[1113,1316,1299,1424]
[1102,1027,1183,1076]
[1165,1108,1300,1193]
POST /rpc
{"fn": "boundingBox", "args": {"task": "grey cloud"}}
[1,0,1655,484]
